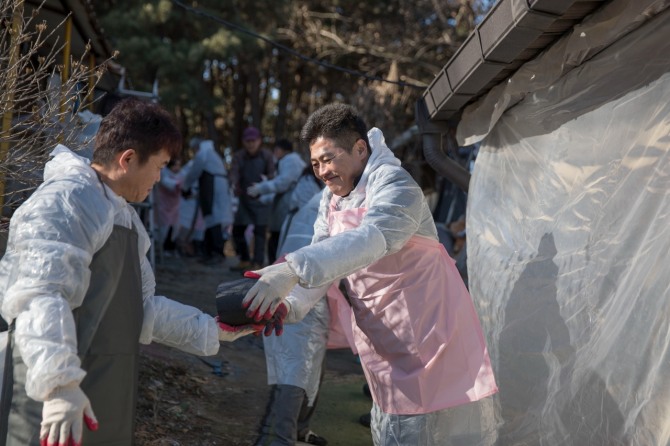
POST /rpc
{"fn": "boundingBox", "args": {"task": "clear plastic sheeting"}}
[459,3,670,445]
[370,398,498,446]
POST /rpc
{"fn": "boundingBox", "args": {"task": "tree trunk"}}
[232,66,249,150]
[248,68,261,129]
[274,52,291,139]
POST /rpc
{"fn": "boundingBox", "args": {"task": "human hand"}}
[216,317,264,342]
[242,263,299,320]
[40,383,98,446]
[261,302,290,336]
[246,183,261,198]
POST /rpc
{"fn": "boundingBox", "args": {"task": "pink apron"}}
[325,283,357,353]
[329,203,498,415]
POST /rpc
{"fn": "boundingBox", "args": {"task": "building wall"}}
[465,10,670,445]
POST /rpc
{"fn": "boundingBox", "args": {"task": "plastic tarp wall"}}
[457,1,670,444]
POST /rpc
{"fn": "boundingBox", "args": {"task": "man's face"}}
[243,137,262,155]
[121,149,171,202]
[310,137,367,197]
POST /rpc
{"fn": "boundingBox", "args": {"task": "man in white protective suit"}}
[246,138,306,265]
[181,138,233,264]
[0,98,262,446]
[244,103,499,446]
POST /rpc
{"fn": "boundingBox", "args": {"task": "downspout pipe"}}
[415,99,471,193]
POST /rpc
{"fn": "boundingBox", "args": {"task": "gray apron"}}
[0,224,144,445]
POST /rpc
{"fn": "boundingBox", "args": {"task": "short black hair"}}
[300,103,369,153]
[93,97,181,166]
[274,138,293,152]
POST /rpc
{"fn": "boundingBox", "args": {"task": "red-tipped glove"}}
[242,263,298,321]
[40,382,98,446]
[216,316,265,342]
[262,302,290,336]
[243,266,290,335]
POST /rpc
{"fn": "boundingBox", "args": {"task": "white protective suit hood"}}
[46,145,100,184]
[343,127,401,204]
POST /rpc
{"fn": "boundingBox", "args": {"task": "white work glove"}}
[216,316,264,342]
[242,262,300,320]
[246,183,262,198]
[41,382,98,446]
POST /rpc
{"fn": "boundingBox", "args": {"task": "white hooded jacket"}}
[0,145,220,401]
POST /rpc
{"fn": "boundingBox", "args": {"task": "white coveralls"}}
[264,192,328,403]
[182,140,232,258]
[285,129,498,445]
[176,160,205,243]
[182,139,232,230]
[256,192,330,445]
[0,146,220,445]
[250,151,307,264]
[250,151,306,233]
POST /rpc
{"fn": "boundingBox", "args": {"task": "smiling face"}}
[310,137,368,197]
[120,148,171,202]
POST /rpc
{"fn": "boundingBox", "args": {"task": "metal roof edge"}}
[423,0,608,122]
[455,0,670,145]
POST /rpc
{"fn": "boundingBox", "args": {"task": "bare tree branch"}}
[1,0,113,221]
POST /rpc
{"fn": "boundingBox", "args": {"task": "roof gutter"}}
[415,99,471,193]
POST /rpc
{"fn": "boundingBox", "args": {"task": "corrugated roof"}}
[423,0,607,121]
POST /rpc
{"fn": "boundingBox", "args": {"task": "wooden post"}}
[0,1,24,210]
[59,15,72,119]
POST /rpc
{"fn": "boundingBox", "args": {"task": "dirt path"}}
[135,251,372,446]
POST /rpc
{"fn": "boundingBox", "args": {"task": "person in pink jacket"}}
[244,103,499,445]
[154,158,183,255]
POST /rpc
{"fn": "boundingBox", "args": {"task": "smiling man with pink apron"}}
[244,104,499,445]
